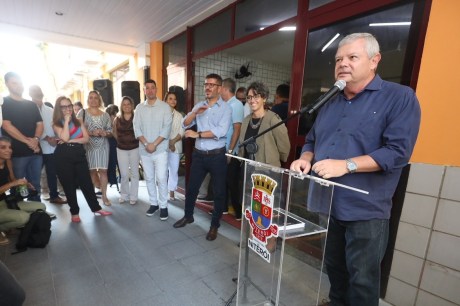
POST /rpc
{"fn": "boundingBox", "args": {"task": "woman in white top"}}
[164,92,184,200]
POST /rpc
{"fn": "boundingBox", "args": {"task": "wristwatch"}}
[227,149,233,154]
[346,159,358,173]
[198,132,202,139]
[143,142,148,147]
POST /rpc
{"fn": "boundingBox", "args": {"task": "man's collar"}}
[7,95,24,102]
[143,98,158,106]
[206,96,224,107]
[216,97,225,106]
[364,74,383,91]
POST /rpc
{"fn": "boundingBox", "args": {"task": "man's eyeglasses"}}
[60,104,73,109]
[246,94,261,102]
[203,83,221,88]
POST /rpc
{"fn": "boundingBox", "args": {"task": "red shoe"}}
[71,215,81,223]
[94,210,112,216]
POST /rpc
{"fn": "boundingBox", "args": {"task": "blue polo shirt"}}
[303,75,421,221]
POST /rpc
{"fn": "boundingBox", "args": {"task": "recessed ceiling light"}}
[55,11,64,16]
[321,33,340,52]
[369,22,411,26]
[279,26,296,31]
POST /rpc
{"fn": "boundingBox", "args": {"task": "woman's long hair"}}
[53,96,81,128]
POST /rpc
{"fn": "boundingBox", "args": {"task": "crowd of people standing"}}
[0,70,291,246]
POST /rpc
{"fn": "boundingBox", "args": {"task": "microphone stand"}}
[239,98,319,156]
[240,80,345,156]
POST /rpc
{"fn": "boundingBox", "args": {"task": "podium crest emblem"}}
[245,174,279,262]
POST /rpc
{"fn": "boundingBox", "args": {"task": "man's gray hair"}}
[338,33,380,58]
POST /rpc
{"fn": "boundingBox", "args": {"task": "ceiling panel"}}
[0,0,233,51]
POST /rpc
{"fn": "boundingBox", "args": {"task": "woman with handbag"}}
[77,91,113,206]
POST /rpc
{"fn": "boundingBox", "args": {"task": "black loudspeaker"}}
[93,79,114,106]
[122,81,141,106]
[143,66,150,83]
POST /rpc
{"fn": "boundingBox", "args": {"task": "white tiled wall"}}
[385,163,460,306]
[193,52,291,104]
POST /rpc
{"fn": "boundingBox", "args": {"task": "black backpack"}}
[14,209,52,253]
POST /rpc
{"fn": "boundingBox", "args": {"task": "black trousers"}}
[42,153,60,199]
[55,144,102,215]
[226,158,243,218]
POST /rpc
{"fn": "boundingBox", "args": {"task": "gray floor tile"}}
[162,237,206,260]
[0,178,330,305]
[103,271,161,305]
[163,279,223,306]
[147,262,199,291]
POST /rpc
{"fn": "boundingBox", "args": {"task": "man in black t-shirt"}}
[1,72,43,201]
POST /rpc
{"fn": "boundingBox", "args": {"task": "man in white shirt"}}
[133,79,172,220]
[29,85,67,205]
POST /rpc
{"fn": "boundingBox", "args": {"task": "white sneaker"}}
[130,200,137,205]
[119,198,127,204]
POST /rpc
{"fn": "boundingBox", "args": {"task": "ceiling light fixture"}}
[55,11,64,16]
[321,33,340,52]
[279,26,296,31]
[369,22,411,26]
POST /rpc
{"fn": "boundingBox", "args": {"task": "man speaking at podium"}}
[291,33,421,306]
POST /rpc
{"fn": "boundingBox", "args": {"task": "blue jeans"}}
[325,216,389,306]
[12,155,43,201]
[42,153,59,199]
[184,150,227,228]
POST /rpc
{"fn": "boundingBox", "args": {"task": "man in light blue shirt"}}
[173,73,232,241]
[221,78,244,219]
[133,79,172,221]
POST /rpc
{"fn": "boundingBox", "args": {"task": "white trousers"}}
[167,152,181,192]
[141,151,168,208]
[117,148,140,201]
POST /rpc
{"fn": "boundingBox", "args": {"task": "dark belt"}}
[59,142,83,147]
[194,147,225,155]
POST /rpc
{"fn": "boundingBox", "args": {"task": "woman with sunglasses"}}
[52,96,112,222]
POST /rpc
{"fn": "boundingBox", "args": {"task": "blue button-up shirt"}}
[226,96,244,153]
[183,98,232,151]
[303,75,421,221]
[133,99,172,156]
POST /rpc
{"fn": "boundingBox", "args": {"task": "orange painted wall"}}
[412,0,460,166]
[149,41,164,99]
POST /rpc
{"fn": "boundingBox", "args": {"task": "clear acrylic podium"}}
[230,155,365,306]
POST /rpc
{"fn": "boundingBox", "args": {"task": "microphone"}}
[301,80,346,115]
